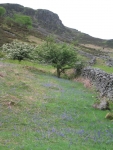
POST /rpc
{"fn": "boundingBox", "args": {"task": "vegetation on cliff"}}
[0,6,6,16]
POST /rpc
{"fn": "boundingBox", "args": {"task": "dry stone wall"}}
[106,59,113,67]
[82,67,113,100]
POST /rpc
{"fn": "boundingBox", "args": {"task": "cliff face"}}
[35,9,65,33]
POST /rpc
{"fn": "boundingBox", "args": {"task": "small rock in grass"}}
[0,73,4,77]
[8,101,15,106]
[105,113,113,120]
[92,100,110,110]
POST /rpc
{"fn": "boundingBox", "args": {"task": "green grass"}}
[2,59,55,73]
[93,58,113,73]
[0,60,113,150]
[94,65,113,73]
[77,54,89,62]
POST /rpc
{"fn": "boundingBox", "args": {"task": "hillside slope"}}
[0,16,45,46]
[0,3,110,47]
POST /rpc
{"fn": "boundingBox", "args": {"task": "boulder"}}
[105,113,113,120]
[92,100,110,110]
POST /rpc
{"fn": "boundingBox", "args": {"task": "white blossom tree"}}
[2,40,35,62]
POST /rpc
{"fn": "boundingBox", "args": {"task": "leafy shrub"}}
[75,61,85,76]
[0,47,5,58]
[0,7,6,16]
[0,51,5,58]
[2,40,35,61]
[5,16,14,22]
[72,40,79,46]
[14,14,32,28]
[36,35,78,78]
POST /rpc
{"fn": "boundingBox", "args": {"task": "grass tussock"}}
[74,77,92,89]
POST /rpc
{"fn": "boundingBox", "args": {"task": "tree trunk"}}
[57,67,60,78]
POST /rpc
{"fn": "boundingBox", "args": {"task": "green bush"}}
[36,36,78,78]
[14,14,32,28]
[0,7,6,16]
[5,16,14,21]
[0,51,5,58]
[72,40,79,46]
[2,40,35,62]
[75,61,85,76]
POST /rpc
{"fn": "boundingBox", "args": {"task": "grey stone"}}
[93,100,110,110]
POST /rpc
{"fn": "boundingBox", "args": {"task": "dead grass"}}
[74,77,92,89]
[0,73,4,77]
[81,44,113,53]
[64,69,75,78]
[27,35,44,45]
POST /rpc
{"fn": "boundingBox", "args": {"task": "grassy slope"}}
[93,58,113,73]
[94,64,113,73]
[77,44,113,73]
[0,60,113,150]
[0,17,45,47]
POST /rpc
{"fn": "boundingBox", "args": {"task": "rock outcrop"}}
[106,59,113,67]
[36,9,65,34]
